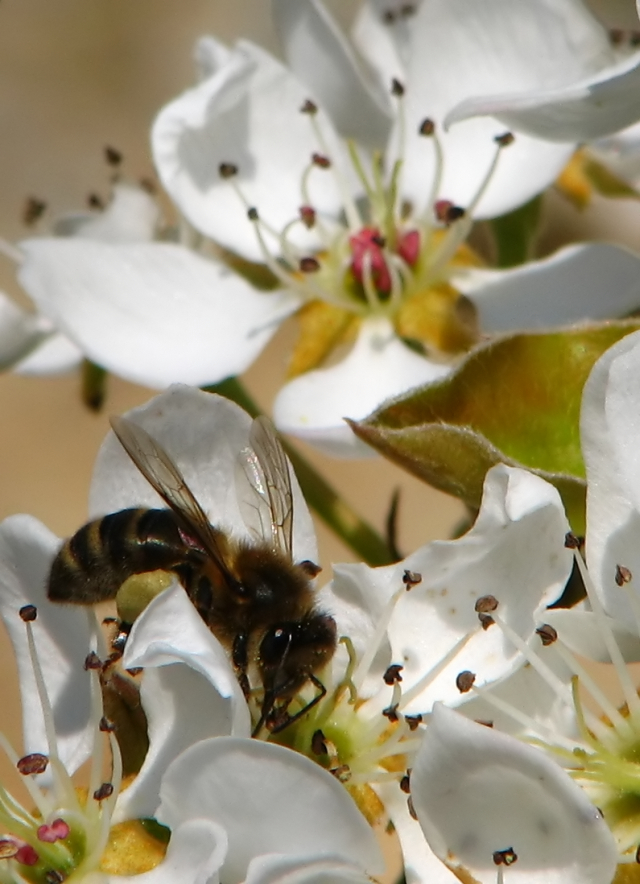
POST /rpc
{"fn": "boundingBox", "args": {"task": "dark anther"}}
[299,206,316,229]
[104,146,123,166]
[247,207,259,221]
[219,162,238,179]
[536,624,558,646]
[23,197,47,226]
[87,193,104,210]
[407,796,417,820]
[475,595,498,614]
[456,670,476,693]
[475,719,494,728]
[299,559,322,577]
[99,716,116,733]
[479,613,494,630]
[84,651,103,671]
[391,78,405,97]
[19,605,37,622]
[311,729,328,755]
[45,870,66,884]
[0,841,19,859]
[382,703,399,722]
[564,532,584,549]
[299,256,320,273]
[405,714,423,731]
[383,664,404,685]
[382,10,396,24]
[400,774,411,793]
[419,118,435,136]
[616,564,632,586]
[300,99,318,115]
[493,847,518,866]
[125,667,143,677]
[609,28,624,45]
[312,152,331,169]
[371,234,386,247]
[402,569,422,588]
[434,200,465,225]
[93,783,114,802]
[103,617,117,625]
[17,753,49,776]
[635,843,640,864]
[494,132,514,148]
[330,764,351,783]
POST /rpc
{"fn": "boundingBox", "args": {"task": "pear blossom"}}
[6,0,640,456]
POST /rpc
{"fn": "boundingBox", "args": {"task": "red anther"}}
[397,229,420,266]
[300,99,318,115]
[299,257,320,273]
[15,845,39,866]
[299,205,316,229]
[434,200,465,224]
[19,605,37,622]
[37,820,70,844]
[312,153,331,169]
[17,754,48,775]
[349,227,392,294]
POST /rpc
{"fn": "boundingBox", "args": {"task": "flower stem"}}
[203,377,395,566]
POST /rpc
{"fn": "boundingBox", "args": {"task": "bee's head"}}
[257,612,337,721]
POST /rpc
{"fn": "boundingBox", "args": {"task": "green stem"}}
[204,377,395,566]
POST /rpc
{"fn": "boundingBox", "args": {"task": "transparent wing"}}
[236,416,293,557]
[110,415,231,573]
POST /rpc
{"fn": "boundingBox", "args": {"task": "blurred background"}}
[0,0,639,832]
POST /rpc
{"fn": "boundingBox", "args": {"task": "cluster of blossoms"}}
[7,1,640,883]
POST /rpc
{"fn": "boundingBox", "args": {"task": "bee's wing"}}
[236,416,293,557]
[110,415,232,573]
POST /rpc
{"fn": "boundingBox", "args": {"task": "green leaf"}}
[350,323,640,534]
[584,156,640,201]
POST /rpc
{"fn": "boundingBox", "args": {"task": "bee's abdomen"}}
[48,508,194,605]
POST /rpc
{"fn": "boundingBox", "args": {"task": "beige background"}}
[0,0,638,851]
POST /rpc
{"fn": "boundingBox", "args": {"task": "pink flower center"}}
[349,227,420,295]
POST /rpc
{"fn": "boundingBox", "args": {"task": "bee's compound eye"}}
[259,625,292,666]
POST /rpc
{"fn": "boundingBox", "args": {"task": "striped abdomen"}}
[48,507,203,605]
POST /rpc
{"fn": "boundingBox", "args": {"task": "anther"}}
[635,843,640,863]
[299,257,320,273]
[23,197,47,226]
[616,564,632,586]
[219,162,238,179]
[331,765,351,783]
[476,719,494,728]
[104,145,123,167]
[382,703,400,722]
[403,570,422,588]
[300,99,318,115]
[84,651,102,671]
[17,753,49,775]
[564,532,584,549]
[494,132,515,148]
[45,870,66,884]
[407,796,417,820]
[419,118,435,136]
[475,595,498,614]
[536,624,558,646]
[456,671,476,693]
[383,10,396,24]
[37,820,70,843]
[87,193,104,209]
[405,714,423,731]
[19,605,37,622]
[99,717,115,733]
[434,200,465,225]
[384,664,404,685]
[93,783,114,802]
[610,28,624,45]
[299,206,316,229]
[312,153,331,169]
[400,774,411,793]
[15,845,39,866]
[247,207,259,221]
[479,613,494,630]
[391,78,405,97]
[311,730,328,755]
[493,848,518,866]
[0,841,18,859]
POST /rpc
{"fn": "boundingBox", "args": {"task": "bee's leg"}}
[267,674,327,735]
[232,632,251,700]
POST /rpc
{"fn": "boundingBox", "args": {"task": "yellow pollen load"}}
[555,149,593,210]
[395,282,478,354]
[347,783,385,826]
[613,864,640,883]
[287,300,359,378]
[99,820,168,875]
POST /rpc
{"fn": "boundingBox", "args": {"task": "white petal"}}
[89,386,318,565]
[272,0,391,150]
[580,329,640,620]
[114,586,250,822]
[18,238,297,388]
[0,515,94,777]
[54,184,159,243]
[330,466,572,712]
[15,333,82,375]
[351,1,413,88]
[151,40,346,262]
[245,853,373,884]
[194,35,233,81]
[0,291,52,370]
[447,50,640,143]
[545,608,640,663]
[459,243,640,332]
[157,737,383,882]
[411,704,618,884]
[117,819,227,884]
[272,316,450,457]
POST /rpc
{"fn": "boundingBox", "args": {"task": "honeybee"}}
[48,414,337,734]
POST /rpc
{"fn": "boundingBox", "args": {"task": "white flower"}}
[7,0,640,455]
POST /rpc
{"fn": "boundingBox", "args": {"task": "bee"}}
[48,414,337,734]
